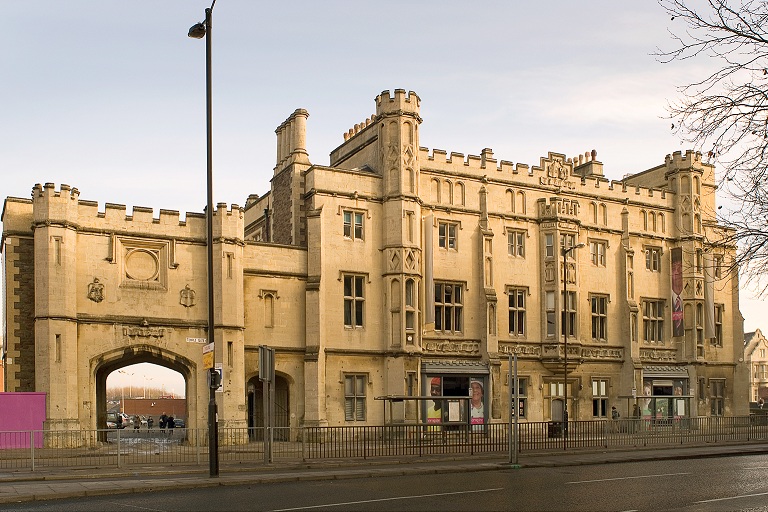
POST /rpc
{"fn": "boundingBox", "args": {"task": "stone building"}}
[1,89,748,433]
[745,329,768,403]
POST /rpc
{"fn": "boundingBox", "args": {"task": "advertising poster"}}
[427,377,442,430]
[469,378,485,431]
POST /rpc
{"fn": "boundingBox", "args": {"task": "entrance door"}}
[551,398,564,423]
[247,376,289,441]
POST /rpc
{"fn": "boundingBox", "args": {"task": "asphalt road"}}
[3,454,768,511]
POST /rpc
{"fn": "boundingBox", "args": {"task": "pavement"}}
[1,442,768,505]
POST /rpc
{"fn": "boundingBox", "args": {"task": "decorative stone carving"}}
[179,285,196,308]
[544,262,556,283]
[422,339,479,355]
[499,343,541,356]
[87,278,104,303]
[123,320,165,339]
[581,347,623,360]
[639,348,677,362]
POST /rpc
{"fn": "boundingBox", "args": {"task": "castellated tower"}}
[376,90,424,422]
[32,183,82,431]
[665,151,717,361]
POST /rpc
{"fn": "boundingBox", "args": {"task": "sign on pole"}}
[202,342,214,370]
[258,345,275,382]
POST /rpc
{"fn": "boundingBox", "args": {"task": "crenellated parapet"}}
[32,182,80,224]
[342,115,376,141]
[26,184,244,240]
[419,146,679,209]
[375,89,420,118]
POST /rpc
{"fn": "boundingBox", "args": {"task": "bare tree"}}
[657,0,768,294]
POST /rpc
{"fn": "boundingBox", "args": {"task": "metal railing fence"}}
[1,415,766,471]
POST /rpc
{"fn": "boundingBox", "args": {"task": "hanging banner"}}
[671,247,684,337]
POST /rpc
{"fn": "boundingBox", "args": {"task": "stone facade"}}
[745,329,768,403]
[1,89,749,432]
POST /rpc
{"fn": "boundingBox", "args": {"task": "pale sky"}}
[3,1,765,389]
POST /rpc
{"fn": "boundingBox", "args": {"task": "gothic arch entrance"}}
[246,375,289,441]
[92,345,195,441]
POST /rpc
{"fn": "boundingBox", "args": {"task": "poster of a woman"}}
[469,378,485,432]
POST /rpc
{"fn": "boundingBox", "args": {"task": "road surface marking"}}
[696,491,768,504]
[567,472,689,484]
[271,488,503,511]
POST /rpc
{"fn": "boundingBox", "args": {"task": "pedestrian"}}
[611,405,620,433]
[133,414,140,430]
[159,412,167,434]
[167,415,175,436]
[147,416,154,430]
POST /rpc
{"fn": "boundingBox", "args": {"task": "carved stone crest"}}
[87,278,104,303]
[179,285,196,308]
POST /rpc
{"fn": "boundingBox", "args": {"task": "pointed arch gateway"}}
[92,345,195,442]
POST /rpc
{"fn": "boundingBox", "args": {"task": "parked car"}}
[173,418,185,428]
[106,412,125,429]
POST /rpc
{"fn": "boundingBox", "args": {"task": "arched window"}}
[590,202,598,224]
[658,213,665,233]
[405,279,415,332]
[599,203,607,225]
[651,212,657,232]
[488,304,497,335]
[681,175,691,194]
[507,189,515,212]
[455,181,465,206]
[264,294,275,328]
[694,175,701,195]
[517,191,526,214]
[641,210,648,231]
[431,178,441,203]
[695,214,702,234]
[444,180,453,205]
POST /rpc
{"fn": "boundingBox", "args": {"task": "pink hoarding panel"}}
[0,392,47,448]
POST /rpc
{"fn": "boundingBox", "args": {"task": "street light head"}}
[562,242,586,256]
[188,22,207,39]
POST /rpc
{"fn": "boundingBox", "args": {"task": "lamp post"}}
[562,242,585,450]
[144,376,154,399]
[188,0,219,478]
[117,369,134,411]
